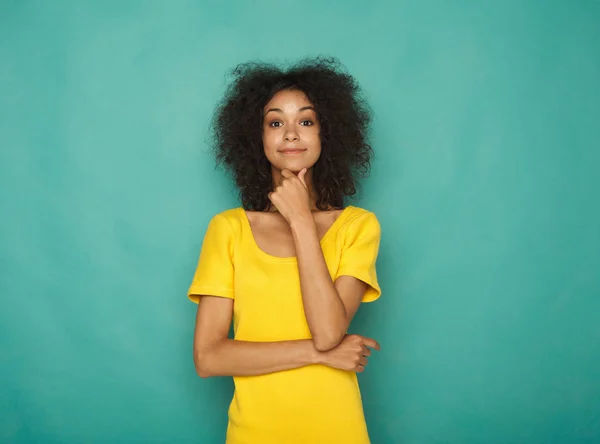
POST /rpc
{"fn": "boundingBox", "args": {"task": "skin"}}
[262,88,321,199]
[193,89,380,378]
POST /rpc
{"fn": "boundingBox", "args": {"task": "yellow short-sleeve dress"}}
[188,205,382,444]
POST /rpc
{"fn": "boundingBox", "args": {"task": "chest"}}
[246,211,341,258]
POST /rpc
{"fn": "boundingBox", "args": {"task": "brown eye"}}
[269,121,282,128]
[300,120,314,126]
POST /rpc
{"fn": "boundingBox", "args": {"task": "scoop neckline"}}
[239,206,354,263]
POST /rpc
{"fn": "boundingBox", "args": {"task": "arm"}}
[193,295,320,377]
[189,208,377,376]
[291,214,368,351]
[266,169,381,353]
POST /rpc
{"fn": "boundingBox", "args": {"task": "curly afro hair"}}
[210,56,374,211]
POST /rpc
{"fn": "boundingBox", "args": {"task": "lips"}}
[279,148,306,154]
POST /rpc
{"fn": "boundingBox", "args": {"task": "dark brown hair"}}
[211,56,373,210]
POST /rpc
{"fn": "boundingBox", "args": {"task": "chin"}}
[273,162,305,173]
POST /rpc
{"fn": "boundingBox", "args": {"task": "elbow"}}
[193,350,214,378]
[312,331,345,352]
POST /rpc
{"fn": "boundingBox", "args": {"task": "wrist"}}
[290,212,316,238]
[289,210,313,226]
[308,341,327,365]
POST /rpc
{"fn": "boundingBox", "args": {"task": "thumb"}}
[298,168,308,188]
[361,336,380,351]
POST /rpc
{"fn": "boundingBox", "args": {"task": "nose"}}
[284,129,299,142]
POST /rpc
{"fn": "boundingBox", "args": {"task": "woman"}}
[188,57,382,444]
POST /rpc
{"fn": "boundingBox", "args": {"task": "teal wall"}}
[1,1,599,443]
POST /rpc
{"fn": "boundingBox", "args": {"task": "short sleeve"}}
[335,212,382,303]
[187,214,235,304]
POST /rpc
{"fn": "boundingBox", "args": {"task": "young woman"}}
[187,57,382,444]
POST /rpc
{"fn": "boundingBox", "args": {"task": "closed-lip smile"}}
[279,148,306,154]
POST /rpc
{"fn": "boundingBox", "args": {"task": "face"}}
[262,89,321,175]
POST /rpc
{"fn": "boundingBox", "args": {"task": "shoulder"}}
[206,207,245,236]
[344,206,380,230]
[213,207,243,223]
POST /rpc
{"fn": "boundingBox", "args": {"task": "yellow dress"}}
[188,205,382,444]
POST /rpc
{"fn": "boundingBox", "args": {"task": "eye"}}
[268,121,283,128]
[300,120,314,126]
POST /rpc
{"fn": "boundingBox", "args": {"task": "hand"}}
[317,334,380,373]
[268,168,311,224]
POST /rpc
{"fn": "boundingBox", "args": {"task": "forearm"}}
[194,338,319,378]
[291,215,348,350]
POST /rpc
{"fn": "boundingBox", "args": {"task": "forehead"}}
[264,89,313,111]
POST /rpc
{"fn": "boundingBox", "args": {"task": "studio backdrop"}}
[1,1,599,443]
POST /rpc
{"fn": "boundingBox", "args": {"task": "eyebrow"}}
[264,106,315,115]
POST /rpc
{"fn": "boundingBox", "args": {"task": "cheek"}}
[262,131,276,152]
[303,126,320,143]
[262,133,281,165]
[310,129,322,152]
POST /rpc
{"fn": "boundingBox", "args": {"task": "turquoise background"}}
[1,1,599,443]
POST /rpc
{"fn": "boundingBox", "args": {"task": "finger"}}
[356,365,364,373]
[359,357,368,366]
[361,337,380,351]
[297,168,308,188]
[280,169,294,178]
[362,346,371,357]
